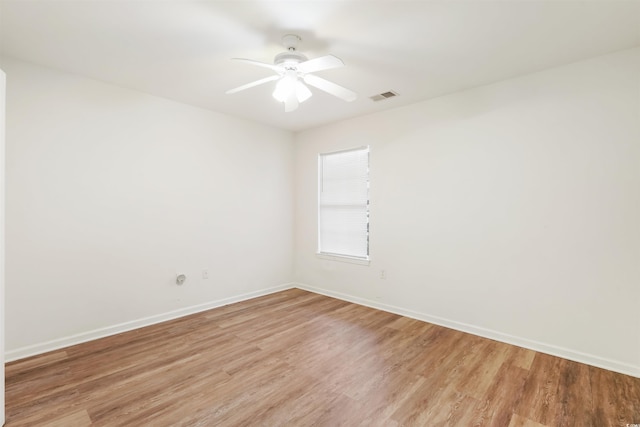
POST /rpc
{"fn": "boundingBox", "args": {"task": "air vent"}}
[370,90,399,101]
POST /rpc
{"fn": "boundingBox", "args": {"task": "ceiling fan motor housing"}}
[274,51,308,68]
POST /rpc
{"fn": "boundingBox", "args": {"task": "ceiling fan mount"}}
[281,34,302,51]
[226,34,357,112]
[274,34,308,66]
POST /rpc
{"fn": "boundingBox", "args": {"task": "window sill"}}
[316,253,370,266]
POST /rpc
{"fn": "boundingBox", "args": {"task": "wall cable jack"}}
[176,274,186,285]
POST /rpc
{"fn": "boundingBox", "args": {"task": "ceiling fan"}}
[226,34,357,112]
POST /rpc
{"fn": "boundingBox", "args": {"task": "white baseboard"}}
[294,283,640,379]
[7,281,638,379]
[5,283,296,362]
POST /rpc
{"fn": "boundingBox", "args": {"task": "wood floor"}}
[5,289,640,426]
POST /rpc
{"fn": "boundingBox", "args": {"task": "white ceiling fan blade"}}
[226,75,280,94]
[303,74,357,102]
[298,54,344,74]
[231,58,282,73]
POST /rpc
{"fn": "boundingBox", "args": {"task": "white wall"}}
[1,57,294,359]
[3,47,639,378]
[1,67,7,426]
[294,48,640,377]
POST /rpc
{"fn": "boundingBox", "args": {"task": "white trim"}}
[294,282,640,379]
[5,283,295,362]
[316,253,370,266]
[7,281,639,379]
[319,146,369,156]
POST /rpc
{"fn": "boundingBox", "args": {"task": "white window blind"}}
[318,146,369,259]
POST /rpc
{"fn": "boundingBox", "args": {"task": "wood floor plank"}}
[508,413,548,427]
[459,340,512,401]
[45,409,92,427]
[412,385,479,426]
[590,365,640,427]
[510,345,537,371]
[5,364,75,412]
[5,351,69,378]
[389,332,479,424]
[5,289,640,426]
[554,359,594,426]
[471,362,529,427]
[12,409,92,427]
[514,352,564,425]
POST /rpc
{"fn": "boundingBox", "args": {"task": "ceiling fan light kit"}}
[226,34,357,112]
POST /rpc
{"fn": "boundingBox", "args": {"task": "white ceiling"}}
[1,1,639,132]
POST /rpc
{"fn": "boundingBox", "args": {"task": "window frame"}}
[317,146,370,265]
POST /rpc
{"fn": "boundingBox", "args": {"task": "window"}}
[318,146,370,261]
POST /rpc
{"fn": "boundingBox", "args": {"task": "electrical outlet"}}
[202,269,209,279]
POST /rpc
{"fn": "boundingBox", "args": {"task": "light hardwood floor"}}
[5,288,640,426]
